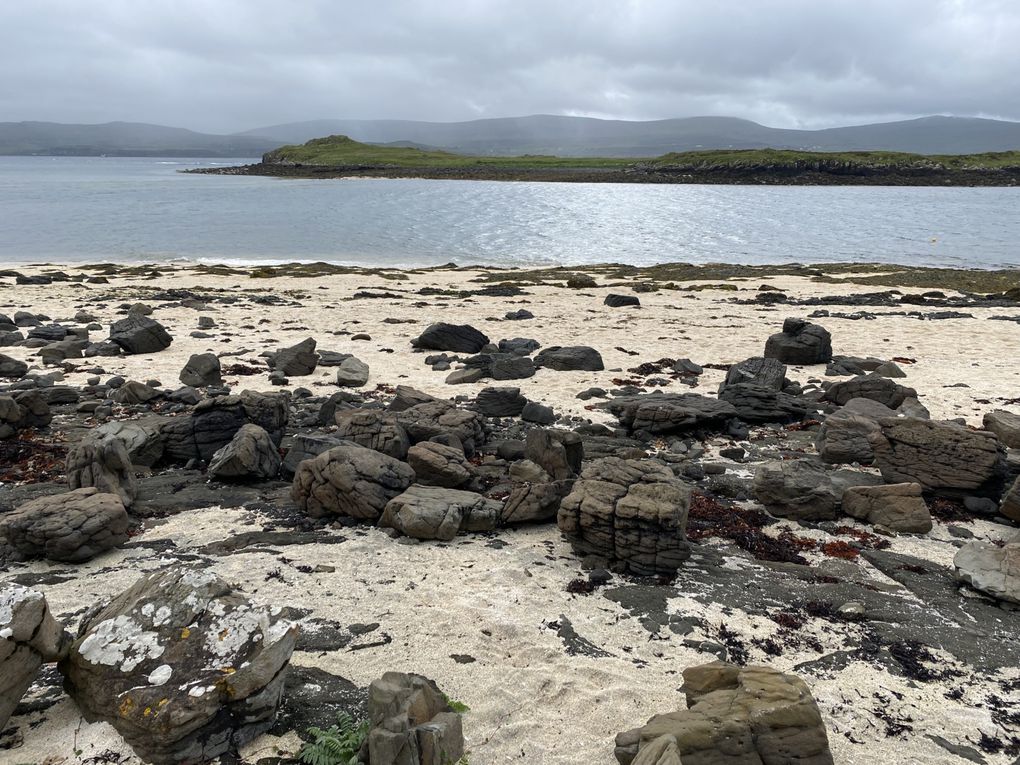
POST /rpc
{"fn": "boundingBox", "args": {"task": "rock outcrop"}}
[66,434,138,506]
[334,409,410,460]
[955,540,1020,605]
[109,315,173,354]
[753,459,881,521]
[842,483,932,533]
[764,318,832,365]
[161,390,288,463]
[602,393,737,436]
[365,672,465,765]
[379,485,501,540]
[208,423,282,480]
[407,442,473,488]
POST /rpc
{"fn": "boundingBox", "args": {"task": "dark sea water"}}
[0,155,1017,268]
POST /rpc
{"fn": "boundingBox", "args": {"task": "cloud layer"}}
[2,0,1018,132]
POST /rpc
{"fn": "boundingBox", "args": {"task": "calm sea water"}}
[0,156,1017,268]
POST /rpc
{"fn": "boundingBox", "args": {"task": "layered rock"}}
[984,409,1020,449]
[93,417,165,467]
[842,483,932,533]
[109,315,173,354]
[718,383,808,423]
[763,318,832,365]
[955,540,1020,605]
[365,672,465,765]
[335,408,410,460]
[815,399,897,465]
[412,322,490,353]
[281,434,345,478]
[0,390,52,438]
[66,434,138,506]
[161,390,288,463]
[395,400,485,456]
[720,357,787,391]
[208,423,282,480]
[379,485,501,540]
[821,374,917,409]
[602,393,737,436]
[407,441,473,488]
[753,459,881,521]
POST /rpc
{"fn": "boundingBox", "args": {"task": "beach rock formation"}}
[955,540,1020,604]
[407,441,473,488]
[335,408,410,460]
[179,352,222,387]
[93,418,165,466]
[364,672,465,765]
[0,352,28,378]
[721,356,787,391]
[66,433,138,506]
[821,374,917,409]
[281,433,345,478]
[161,390,288,462]
[475,386,529,417]
[335,355,370,387]
[395,400,485,456]
[413,322,490,353]
[208,423,282,480]
[379,485,501,540]
[270,337,318,376]
[605,293,640,308]
[764,318,832,365]
[842,482,932,532]
[983,409,1020,448]
[535,345,605,371]
[109,314,173,354]
[718,383,808,423]
[0,390,52,438]
[753,459,881,521]
[815,399,897,464]
[603,393,737,436]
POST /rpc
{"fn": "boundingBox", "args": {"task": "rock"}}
[815,399,898,464]
[0,487,130,562]
[0,353,28,378]
[526,428,583,480]
[1000,476,1020,522]
[501,480,574,524]
[365,672,465,765]
[475,386,528,417]
[0,584,69,731]
[108,315,173,354]
[161,390,288,463]
[505,309,534,320]
[413,322,490,353]
[614,661,833,765]
[335,408,410,460]
[721,357,787,391]
[60,568,297,765]
[602,393,737,435]
[93,418,165,467]
[535,345,605,371]
[955,541,1020,605]
[522,401,556,424]
[281,434,345,478]
[0,390,52,439]
[179,353,222,387]
[445,367,485,385]
[270,337,319,376]
[753,459,881,521]
[870,418,1005,492]
[821,374,918,409]
[826,355,887,377]
[490,355,536,380]
[396,400,485,456]
[718,383,808,423]
[66,434,138,506]
[388,385,438,413]
[566,273,598,288]
[605,294,640,308]
[208,424,282,480]
[764,318,832,365]
[335,355,370,387]
[559,457,691,576]
[112,379,160,405]
[498,337,541,354]
[292,442,415,520]
[407,442,473,488]
[28,324,67,342]
[873,361,906,378]
[380,485,501,540]
[842,483,932,533]
[984,409,1020,448]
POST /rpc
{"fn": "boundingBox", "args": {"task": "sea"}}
[0,155,1017,269]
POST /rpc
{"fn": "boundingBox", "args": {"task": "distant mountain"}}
[0,121,279,157]
[239,114,1020,157]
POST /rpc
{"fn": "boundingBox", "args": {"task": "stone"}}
[292,442,415,520]
[0,390,52,439]
[955,541,1020,605]
[93,418,165,467]
[753,459,882,521]
[498,337,541,355]
[379,485,501,540]
[526,428,583,480]
[335,355,370,387]
[983,409,1020,448]
[413,322,490,353]
[842,483,932,533]
[566,273,597,288]
[60,568,297,765]
[504,309,534,320]
[335,408,410,460]
[0,584,69,731]
[445,367,484,385]
[522,401,556,424]
[396,400,485,456]
[535,345,605,371]
[108,315,173,354]
[602,393,737,435]
[161,390,288,463]
[0,353,28,378]
[718,383,808,423]
[475,386,528,417]
[764,318,832,365]
[815,399,898,464]
[28,325,67,342]
[821,374,918,409]
[66,434,138,506]
[179,352,222,387]
[559,457,691,576]
[407,442,473,488]
[1000,476,1020,522]
[112,379,160,405]
[270,337,319,376]
[501,480,574,524]
[0,487,130,562]
[614,662,833,765]
[208,424,282,481]
[721,357,787,391]
[281,434,345,478]
[490,355,536,380]
[388,385,438,412]
[605,293,641,308]
[365,672,465,765]
[870,418,1005,492]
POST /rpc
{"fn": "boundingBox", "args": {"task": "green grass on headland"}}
[647,148,1020,171]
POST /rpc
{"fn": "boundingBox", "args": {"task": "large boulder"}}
[112,379,161,405]
[842,483,932,533]
[535,345,605,371]
[335,355,370,387]
[0,584,69,731]
[955,540,1020,605]
[526,428,583,480]
[615,662,833,765]
[0,390,52,439]
[161,390,288,463]
[763,318,832,365]
[281,433,345,478]
[179,352,222,387]
[109,314,173,354]
[412,322,490,353]
[983,409,1020,449]
[501,480,575,525]
[815,399,897,465]
[396,400,486,456]
[365,672,465,765]
[291,442,415,520]
[0,353,28,378]
[475,386,529,417]
[208,423,281,480]
[0,487,130,562]
[93,418,166,467]
[720,357,787,391]
[407,441,473,488]
[1000,476,1020,522]
[388,385,439,413]
[335,408,410,460]
[60,568,298,765]
[718,383,808,424]
[269,337,318,376]
[559,457,691,576]
[869,418,1005,493]
[602,393,737,436]
[821,374,917,409]
[66,434,138,506]
[379,485,501,540]
[753,459,881,522]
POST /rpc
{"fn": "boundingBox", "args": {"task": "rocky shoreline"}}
[2,261,1020,764]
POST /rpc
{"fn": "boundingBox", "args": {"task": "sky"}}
[1,0,1018,133]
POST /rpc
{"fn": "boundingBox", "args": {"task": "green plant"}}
[297,712,369,765]
[442,693,471,714]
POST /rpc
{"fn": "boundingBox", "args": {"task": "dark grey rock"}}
[108,315,173,355]
[764,318,832,365]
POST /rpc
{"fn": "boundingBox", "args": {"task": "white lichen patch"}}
[203,606,264,666]
[78,614,165,673]
[1,582,42,628]
[147,664,172,685]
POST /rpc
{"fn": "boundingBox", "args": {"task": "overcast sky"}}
[2,0,1018,133]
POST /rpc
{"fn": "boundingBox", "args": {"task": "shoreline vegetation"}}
[186,134,1020,186]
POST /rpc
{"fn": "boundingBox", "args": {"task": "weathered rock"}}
[161,390,288,463]
[270,337,318,376]
[490,355,536,380]
[614,662,833,765]
[108,315,173,354]
[292,442,415,520]
[815,399,898,465]
[396,400,485,456]
[821,374,917,409]
[0,390,52,439]
[526,428,583,480]
[605,294,640,308]
[522,401,556,424]
[870,418,1005,493]
[413,322,490,353]
[281,434,345,478]
[559,457,691,576]
[501,480,574,524]
[721,357,787,391]
[208,424,282,481]
[407,442,473,488]
[764,318,832,365]
[955,540,1020,605]
[842,483,932,533]
[365,672,465,765]
[602,393,737,435]
[112,380,160,405]
[335,355,370,387]
[0,584,69,731]
[61,568,298,765]
[535,345,605,371]
[380,485,501,540]
[0,487,130,562]
[179,352,222,387]
[335,408,410,460]
[753,459,881,521]
[498,337,541,355]
[0,353,28,378]
[984,409,1020,449]
[1000,476,1020,522]
[718,383,808,423]
[388,385,438,413]
[475,386,528,417]
[93,418,165,467]
[66,434,138,506]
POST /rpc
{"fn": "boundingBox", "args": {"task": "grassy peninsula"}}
[191,135,1020,185]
